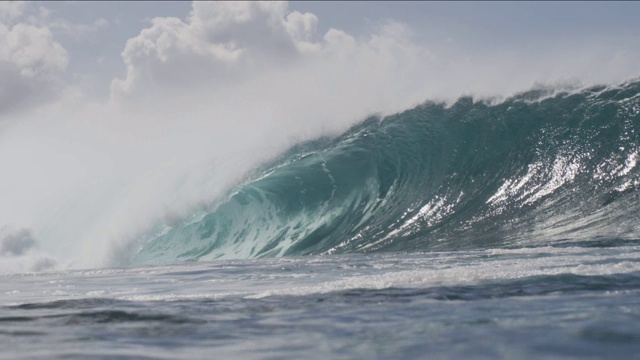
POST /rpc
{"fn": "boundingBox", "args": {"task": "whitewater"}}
[1,78,639,359]
[126,81,640,264]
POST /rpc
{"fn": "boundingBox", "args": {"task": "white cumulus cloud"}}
[0,1,26,23]
[112,2,316,98]
[0,4,68,116]
[110,0,430,112]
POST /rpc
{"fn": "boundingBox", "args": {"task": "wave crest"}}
[127,81,640,265]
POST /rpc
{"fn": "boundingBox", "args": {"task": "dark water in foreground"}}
[3,245,640,359]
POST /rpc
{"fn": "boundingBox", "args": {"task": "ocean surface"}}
[2,80,640,359]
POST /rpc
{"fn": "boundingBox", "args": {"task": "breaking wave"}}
[127,80,640,265]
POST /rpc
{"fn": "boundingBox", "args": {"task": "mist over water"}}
[1,1,640,273]
[126,81,640,266]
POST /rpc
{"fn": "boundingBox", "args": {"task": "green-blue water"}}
[130,81,640,264]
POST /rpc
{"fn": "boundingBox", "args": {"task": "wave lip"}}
[128,80,640,266]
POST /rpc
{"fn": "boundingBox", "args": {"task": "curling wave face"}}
[128,81,640,265]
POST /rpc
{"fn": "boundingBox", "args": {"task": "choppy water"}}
[3,244,640,359]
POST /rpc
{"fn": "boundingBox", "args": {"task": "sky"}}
[3,1,640,109]
[4,1,640,102]
[1,1,640,272]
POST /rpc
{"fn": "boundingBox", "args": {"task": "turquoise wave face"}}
[129,81,640,265]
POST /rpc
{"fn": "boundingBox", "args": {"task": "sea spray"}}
[127,80,640,266]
